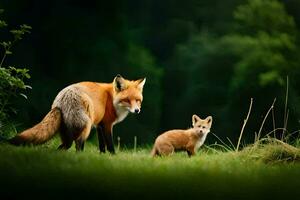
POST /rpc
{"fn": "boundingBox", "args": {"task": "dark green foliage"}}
[1,0,300,145]
[0,67,30,119]
[0,9,31,126]
[164,0,300,142]
[220,0,300,140]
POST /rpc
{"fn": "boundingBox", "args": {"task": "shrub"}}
[0,9,31,128]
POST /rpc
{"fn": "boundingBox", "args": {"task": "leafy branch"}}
[0,9,31,122]
[0,24,32,67]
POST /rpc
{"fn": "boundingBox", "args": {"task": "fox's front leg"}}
[103,123,115,154]
[186,146,195,157]
[97,123,106,153]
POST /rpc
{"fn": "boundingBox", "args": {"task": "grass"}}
[0,137,299,200]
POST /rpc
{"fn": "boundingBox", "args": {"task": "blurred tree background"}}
[0,0,300,146]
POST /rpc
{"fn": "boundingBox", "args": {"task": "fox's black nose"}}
[135,108,140,113]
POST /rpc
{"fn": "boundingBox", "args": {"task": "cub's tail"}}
[151,146,158,157]
[9,107,62,145]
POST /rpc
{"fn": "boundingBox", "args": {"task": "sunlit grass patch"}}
[0,137,299,199]
[240,138,300,163]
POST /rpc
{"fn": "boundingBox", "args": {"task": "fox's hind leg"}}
[158,143,174,156]
[58,124,73,150]
[75,139,85,151]
[75,120,92,152]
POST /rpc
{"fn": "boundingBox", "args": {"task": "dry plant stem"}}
[236,98,253,152]
[259,137,299,152]
[265,128,287,138]
[254,132,258,143]
[282,109,289,141]
[283,76,289,137]
[0,38,19,68]
[272,105,276,138]
[256,98,276,142]
[290,129,300,136]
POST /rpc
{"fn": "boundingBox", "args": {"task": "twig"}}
[289,129,300,136]
[0,53,7,68]
[257,98,276,142]
[254,132,257,143]
[0,37,18,68]
[265,128,287,138]
[236,98,253,152]
[283,76,289,137]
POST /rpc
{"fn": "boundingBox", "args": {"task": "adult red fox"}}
[9,75,146,153]
[151,115,212,157]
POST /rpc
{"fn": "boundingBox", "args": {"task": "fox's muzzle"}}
[129,101,141,114]
[129,107,140,114]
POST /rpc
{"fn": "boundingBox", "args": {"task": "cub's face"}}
[113,75,146,114]
[192,115,213,135]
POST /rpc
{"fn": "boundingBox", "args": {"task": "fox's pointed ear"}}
[192,114,201,126]
[113,74,126,92]
[205,116,213,125]
[136,77,146,91]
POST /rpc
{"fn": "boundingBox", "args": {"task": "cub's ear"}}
[205,116,213,124]
[192,114,201,126]
[136,77,146,91]
[113,74,126,92]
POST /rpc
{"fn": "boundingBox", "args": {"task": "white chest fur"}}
[195,133,208,151]
[113,105,129,125]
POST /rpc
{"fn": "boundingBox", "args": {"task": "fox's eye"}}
[122,98,130,103]
[202,126,206,129]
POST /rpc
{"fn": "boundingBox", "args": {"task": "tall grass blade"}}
[272,104,276,138]
[134,136,137,152]
[211,132,234,151]
[117,136,121,152]
[236,98,253,152]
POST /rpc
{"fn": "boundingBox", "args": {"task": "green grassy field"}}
[0,138,299,200]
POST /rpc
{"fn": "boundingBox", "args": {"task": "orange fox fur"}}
[9,75,146,153]
[151,115,212,157]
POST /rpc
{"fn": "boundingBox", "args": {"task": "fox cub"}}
[151,115,212,157]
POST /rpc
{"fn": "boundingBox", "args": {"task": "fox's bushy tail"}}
[9,108,62,145]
